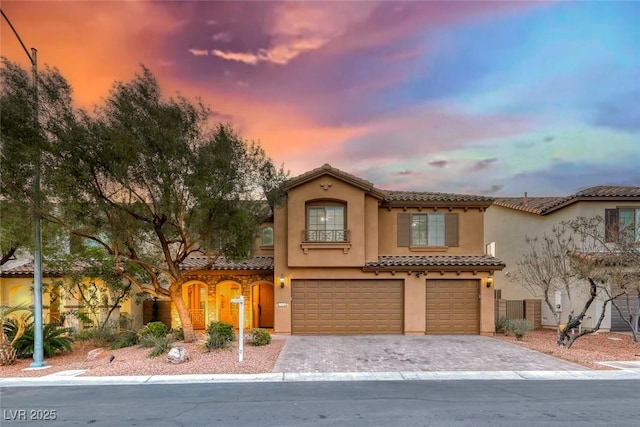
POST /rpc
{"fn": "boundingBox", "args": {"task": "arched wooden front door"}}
[252,283,274,328]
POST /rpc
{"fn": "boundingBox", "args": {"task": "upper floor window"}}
[305,203,347,242]
[606,208,640,243]
[411,213,445,246]
[397,212,459,247]
[261,226,274,246]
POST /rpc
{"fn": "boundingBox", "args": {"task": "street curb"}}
[2,370,640,387]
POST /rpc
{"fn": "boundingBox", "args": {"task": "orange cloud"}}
[1,1,183,108]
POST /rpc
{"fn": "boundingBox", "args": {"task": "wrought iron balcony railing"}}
[303,229,350,243]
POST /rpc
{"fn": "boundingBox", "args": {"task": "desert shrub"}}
[138,321,169,339]
[204,321,234,350]
[247,328,271,346]
[507,318,533,340]
[112,330,139,349]
[170,327,184,341]
[13,323,74,358]
[72,326,118,347]
[495,316,510,334]
[138,334,175,357]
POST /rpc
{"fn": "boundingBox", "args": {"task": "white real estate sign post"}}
[231,295,244,362]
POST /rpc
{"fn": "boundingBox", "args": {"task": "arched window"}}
[261,226,274,246]
[305,200,347,242]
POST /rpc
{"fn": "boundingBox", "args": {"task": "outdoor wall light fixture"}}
[486,277,494,288]
[279,274,285,288]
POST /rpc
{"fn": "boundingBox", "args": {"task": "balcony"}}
[301,229,351,254]
[303,229,350,243]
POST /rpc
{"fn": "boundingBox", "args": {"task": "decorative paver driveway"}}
[273,335,587,373]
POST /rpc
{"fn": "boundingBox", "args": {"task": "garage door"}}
[292,279,403,334]
[426,279,479,334]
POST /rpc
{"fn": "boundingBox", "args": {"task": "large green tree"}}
[0,59,68,265]
[1,60,286,342]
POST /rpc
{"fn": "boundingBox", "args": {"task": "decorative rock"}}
[86,348,106,361]
[166,346,189,364]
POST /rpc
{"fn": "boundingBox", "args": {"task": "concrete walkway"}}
[2,335,640,387]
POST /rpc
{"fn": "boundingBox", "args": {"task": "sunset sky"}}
[2,1,638,196]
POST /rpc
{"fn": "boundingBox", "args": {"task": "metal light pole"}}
[1,8,47,368]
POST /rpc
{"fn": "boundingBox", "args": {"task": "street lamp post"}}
[1,8,47,368]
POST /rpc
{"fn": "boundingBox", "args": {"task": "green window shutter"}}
[397,213,411,247]
[445,213,459,247]
[604,209,618,243]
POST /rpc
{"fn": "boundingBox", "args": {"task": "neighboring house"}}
[485,186,640,331]
[1,165,506,336]
[0,259,144,330]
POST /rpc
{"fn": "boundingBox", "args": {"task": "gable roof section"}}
[494,186,640,216]
[363,255,505,272]
[284,164,494,207]
[283,164,386,199]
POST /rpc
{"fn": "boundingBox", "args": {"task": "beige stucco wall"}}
[285,176,368,267]
[485,200,640,330]
[378,207,486,255]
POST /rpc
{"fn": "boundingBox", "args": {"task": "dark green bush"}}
[112,330,139,349]
[204,321,234,350]
[138,321,169,339]
[73,327,118,347]
[13,323,74,358]
[247,328,271,346]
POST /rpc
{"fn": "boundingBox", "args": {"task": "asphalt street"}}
[2,380,639,426]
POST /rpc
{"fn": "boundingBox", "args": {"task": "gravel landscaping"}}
[1,329,639,377]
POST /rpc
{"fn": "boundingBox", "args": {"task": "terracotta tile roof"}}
[0,260,65,277]
[364,255,505,270]
[494,186,640,215]
[492,196,568,215]
[574,186,640,197]
[284,164,385,198]
[179,256,274,271]
[1,257,275,277]
[383,190,494,204]
[568,250,639,267]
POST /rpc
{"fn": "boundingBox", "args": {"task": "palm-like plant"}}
[0,304,29,365]
[12,323,74,359]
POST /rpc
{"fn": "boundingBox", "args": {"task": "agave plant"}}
[12,322,74,359]
[0,304,29,365]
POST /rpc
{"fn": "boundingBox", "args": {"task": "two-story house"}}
[485,186,640,332]
[273,164,504,336]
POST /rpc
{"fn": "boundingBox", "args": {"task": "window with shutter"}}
[397,212,459,247]
[606,208,640,243]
